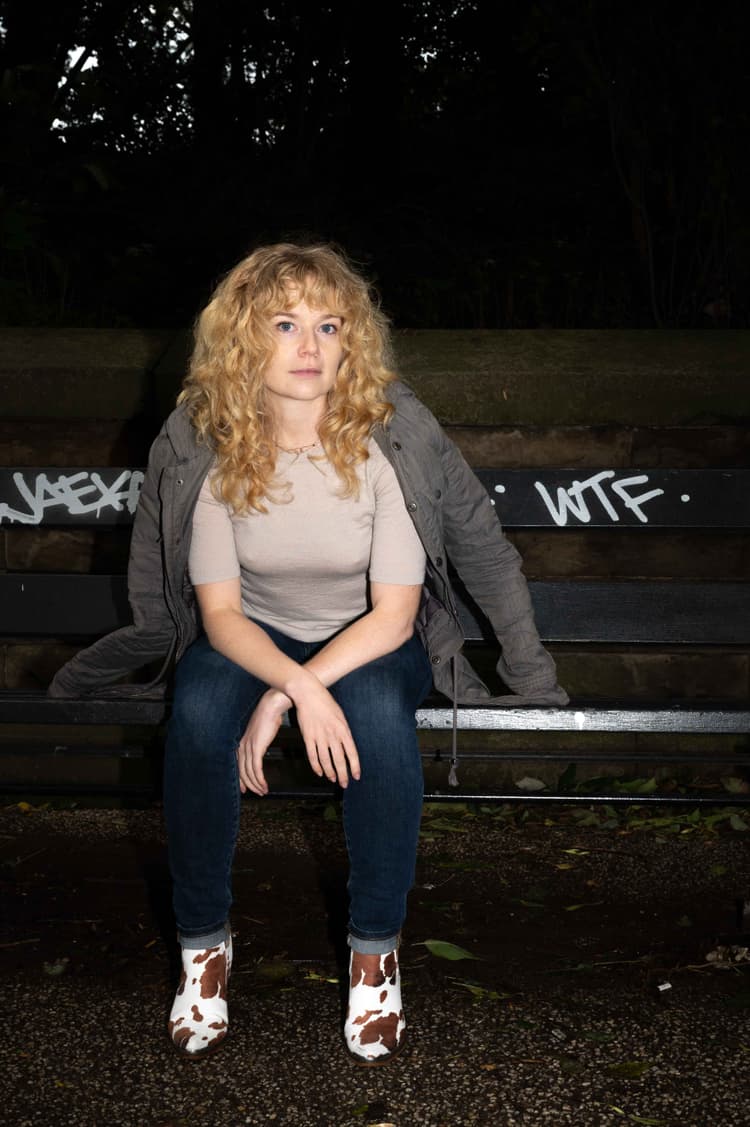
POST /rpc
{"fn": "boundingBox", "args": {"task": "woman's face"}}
[262,296,344,413]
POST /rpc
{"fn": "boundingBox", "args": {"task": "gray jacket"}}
[48,381,567,707]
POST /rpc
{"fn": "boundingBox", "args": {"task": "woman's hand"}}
[236,678,361,796]
[236,688,291,796]
[293,677,361,791]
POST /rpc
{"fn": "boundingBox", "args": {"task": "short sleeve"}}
[368,452,426,585]
[188,473,242,585]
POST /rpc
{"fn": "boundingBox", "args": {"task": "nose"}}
[298,327,319,356]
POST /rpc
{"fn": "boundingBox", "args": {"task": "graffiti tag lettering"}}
[0,470,144,525]
[532,470,665,525]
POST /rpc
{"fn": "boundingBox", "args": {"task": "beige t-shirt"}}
[188,438,426,641]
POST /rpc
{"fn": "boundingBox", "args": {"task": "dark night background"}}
[1,0,748,330]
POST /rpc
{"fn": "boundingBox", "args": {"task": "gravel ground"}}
[1,799,749,1127]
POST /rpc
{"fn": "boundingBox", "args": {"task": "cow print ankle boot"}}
[344,948,406,1065]
[168,936,232,1056]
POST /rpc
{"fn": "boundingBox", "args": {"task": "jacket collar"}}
[163,403,212,463]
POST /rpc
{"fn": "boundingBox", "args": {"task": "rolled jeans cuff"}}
[178,923,230,950]
[348,931,400,955]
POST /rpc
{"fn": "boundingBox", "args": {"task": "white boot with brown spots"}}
[344,948,406,1065]
[168,936,232,1056]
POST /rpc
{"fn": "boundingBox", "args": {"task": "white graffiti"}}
[531,470,665,525]
[0,470,144,525]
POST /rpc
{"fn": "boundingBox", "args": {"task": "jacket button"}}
[407,501,417,512]
[392,441,402,451]
[176,478,184,486]
[431,655,441,665]
[435,556,443,567]
[435,489,442,498]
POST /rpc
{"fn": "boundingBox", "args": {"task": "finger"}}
[345,739,361,782]
[238,742,253,789]
[315,741,352,789]
[327,731,360,787]
[237,741,263,797]
[236,743,250,794]
[304,740,325,778]
[248,744,269,796]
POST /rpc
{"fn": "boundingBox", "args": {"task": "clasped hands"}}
[235,674,361,797]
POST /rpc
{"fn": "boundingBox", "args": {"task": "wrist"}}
[283,666,322,704]
[264,687,292,713]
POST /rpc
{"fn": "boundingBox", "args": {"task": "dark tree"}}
[0,0,746,327]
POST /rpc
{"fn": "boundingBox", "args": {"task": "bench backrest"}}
[2,466,748,529]
[1,466,749,647]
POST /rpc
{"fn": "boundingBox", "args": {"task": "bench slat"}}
[1,692,748,734]
[1,573,747,646]
[2,468,748,529]
[415,705,750,735]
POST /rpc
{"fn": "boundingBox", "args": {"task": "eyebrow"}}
[271,311,342,320]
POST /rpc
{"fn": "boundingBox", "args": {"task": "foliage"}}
[1,1,748,326]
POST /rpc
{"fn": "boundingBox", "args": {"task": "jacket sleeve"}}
[431,411,568,704]
[46,429,177,698]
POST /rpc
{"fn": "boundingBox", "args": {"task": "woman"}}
[48,242,567,1064]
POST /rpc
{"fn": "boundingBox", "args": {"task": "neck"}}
[269,402,324,453]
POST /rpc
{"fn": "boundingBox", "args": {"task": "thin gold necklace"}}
[274,439,320,455]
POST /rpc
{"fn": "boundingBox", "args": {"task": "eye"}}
[275,320,295,333]
[318,321,340,335]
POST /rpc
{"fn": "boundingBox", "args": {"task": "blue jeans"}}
[163,624,433,954]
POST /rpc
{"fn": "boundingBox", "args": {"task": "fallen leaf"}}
[515,776,547,792]
[705,945,749,967]
[425,819,470,833]
[558,1056,586,1075]
[606,1060,652,1079]
[721,776,750,794]
[255,959,295,981]
[303,970,339,984]
[417,939,481,961]
[43,957,70,977]
[450,977,508,1001]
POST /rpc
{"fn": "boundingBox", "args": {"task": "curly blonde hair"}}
[178,243,397,513]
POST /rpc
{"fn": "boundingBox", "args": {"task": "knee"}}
[169,680,218,741]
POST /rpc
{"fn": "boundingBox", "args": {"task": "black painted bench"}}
[1,465,748,802]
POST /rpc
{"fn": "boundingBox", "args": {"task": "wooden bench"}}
[1,464,748,803]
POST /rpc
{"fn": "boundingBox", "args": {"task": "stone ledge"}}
[2,329,748,425]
